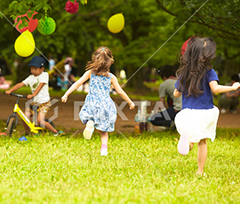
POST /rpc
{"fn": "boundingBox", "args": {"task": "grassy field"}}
[0,121,239,204]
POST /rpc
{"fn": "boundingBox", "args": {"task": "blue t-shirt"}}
[175,69,219,110]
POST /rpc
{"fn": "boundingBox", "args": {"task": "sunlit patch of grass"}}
[0,124,239,203]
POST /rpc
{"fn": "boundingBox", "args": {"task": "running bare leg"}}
[23,110,31,134]
[99,130,108,156]
[190,142,194,151]
[99,130,108,145]
[38,112,57,132]
[197,138,207,175]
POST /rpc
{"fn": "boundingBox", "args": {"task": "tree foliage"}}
[0,0,240,87]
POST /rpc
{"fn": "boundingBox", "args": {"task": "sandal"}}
[83,120,94,140]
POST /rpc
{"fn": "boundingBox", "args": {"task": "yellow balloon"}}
[107,13,125,33]
[14,30,35,57]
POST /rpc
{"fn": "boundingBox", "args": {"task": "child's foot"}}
[100,144,108,156]
[19,136,27,141]
[53,130,64,137]
[177,133,189,155]
[196,171,207,177]
[83,120,94,140]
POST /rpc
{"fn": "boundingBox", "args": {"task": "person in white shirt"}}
[5,56,61,136]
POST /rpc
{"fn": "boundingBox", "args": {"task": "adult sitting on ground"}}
[219,74,240,114]
[150,65,182,127]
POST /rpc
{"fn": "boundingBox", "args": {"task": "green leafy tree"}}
[1,0,240,88]
[156,0,240,76]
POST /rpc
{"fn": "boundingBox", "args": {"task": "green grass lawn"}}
[0,121,239,204]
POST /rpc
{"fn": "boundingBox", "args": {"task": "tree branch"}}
[156,1,240,40]
[76,9,103,17]
[189,20,239,37]
[155,0,177,17]
[224,48,240,59]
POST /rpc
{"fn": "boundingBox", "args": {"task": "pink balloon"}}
[15,11,38,33]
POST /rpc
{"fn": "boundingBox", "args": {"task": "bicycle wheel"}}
[7,117,16,136]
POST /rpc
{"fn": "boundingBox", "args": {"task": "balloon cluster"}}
[13,4,126,58]
[14,11,56,57]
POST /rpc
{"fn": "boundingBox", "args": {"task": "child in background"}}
[61,46,135,156]
[0,68,10,89]
[5,56,61,136]
[150,65,182,128]
[173,37,240,176]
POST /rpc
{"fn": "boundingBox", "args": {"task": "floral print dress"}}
[79,73,117,132]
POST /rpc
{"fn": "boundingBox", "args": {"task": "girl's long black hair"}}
[176,37,216,97]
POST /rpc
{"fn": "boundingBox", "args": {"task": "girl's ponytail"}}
[86,47,114,76]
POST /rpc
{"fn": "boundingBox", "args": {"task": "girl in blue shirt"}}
[174,37,240,176]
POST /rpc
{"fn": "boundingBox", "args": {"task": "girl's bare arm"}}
[61,70,91,102]
[111,75,135,109]
[209,81,240,94]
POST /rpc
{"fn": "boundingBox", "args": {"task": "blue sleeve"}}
[175,79,180,91]
[207,69,219,84]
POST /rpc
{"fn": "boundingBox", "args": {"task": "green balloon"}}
[37,16,56,35]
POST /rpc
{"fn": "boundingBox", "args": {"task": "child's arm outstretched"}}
[5,82,25,95]
[111,75,135,110]
[173,81,240,98]
[209,81,240,94]
[61,70,91,103]
[27,83,45,99]
[6,81,47,99]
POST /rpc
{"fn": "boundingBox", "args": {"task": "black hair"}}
[176,37,216,97]
[159,65,176,79]
[231,74,240,82]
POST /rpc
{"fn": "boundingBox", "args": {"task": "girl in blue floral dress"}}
[62,46,135,156]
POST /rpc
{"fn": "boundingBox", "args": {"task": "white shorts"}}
[175,106,219,143]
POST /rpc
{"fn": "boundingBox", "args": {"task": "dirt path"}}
[1,93,240,133]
